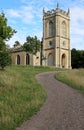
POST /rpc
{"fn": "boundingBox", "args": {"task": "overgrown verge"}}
[0,65,59,130]
[55,69,84,94]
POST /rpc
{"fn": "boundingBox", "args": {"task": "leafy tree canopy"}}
[0,12,16,41]
[71,48,84,68]
[0,12,16,69]
[23,36,41,55]
[13,41,21,47]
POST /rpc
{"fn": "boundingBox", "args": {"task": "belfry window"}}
[45,21,49,37]
[61,21,66,37]
[49,21,53,37]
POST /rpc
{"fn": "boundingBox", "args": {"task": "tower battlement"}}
[43,4,70,18]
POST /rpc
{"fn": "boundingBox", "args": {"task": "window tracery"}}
[61,21,66,37]
[49,21,53,37]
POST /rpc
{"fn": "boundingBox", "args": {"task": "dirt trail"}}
[16,72,84,130]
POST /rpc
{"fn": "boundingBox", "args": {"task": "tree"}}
[0,12,16,69]
[71,48,84,68]
[71,48,79,68]
[13,41,20,47]
[23,36,41,55]
[0,50,11,69]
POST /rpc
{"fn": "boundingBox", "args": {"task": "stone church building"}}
[10,45,40,66]
[11,4,71,68]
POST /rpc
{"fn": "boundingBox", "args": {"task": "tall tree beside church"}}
[71,48,79,68]
[71,48,84,68]
[0,12,16,69]
[23,36,41,55]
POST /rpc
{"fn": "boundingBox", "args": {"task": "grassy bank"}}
[0,65,58,130]
[55,69,84,94]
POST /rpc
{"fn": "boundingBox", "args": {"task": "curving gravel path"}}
[16,72,84,130]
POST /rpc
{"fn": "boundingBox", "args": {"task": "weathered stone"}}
[42,6,71,68]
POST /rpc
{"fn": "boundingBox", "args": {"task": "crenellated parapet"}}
[43,3,70,18]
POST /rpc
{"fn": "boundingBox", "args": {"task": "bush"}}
[0,51,11,69]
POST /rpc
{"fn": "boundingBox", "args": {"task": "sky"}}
[0,0,84,50]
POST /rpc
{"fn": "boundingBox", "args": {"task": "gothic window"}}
[35,57,39,65]
[45,21,49,37]
[17,55,20,65]
[48,53,54,66]
[61,53,66,68]
[61,21,66,37]
[26,54,30,65]
[49,21,53,37]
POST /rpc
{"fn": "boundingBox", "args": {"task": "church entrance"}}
[61,54,66,68]
[48,53,54,66]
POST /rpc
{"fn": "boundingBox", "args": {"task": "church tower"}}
[42,4,71,68]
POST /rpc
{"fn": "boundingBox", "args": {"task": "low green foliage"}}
[0,65,59,130]
[55,69,84,94]
[0,51,11,69]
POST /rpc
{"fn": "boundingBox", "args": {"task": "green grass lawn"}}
[55,69,84,94]
[0,65,59,130]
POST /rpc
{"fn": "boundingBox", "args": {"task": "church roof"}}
[10,45,24,53]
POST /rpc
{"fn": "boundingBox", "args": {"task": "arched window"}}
[26,54,30,65]
[49,21,53,37]
[17,55,20,65]
[61,21,66,37]
[45,21,49,37]
[35,57,39,65]
[61,53,66,68]
[48,53,54,66]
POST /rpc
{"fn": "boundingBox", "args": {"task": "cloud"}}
[6,5,35,24]
[6,31,27,47]
[70,6,84,49]
[6,9,21,18]
[71,6,84,24]
[7,28,42,47]
[44,0,55,5]
[71,37,84,50]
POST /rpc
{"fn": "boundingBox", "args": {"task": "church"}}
[11,4,71,69]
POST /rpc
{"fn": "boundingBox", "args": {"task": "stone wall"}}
[42,4,71,68]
